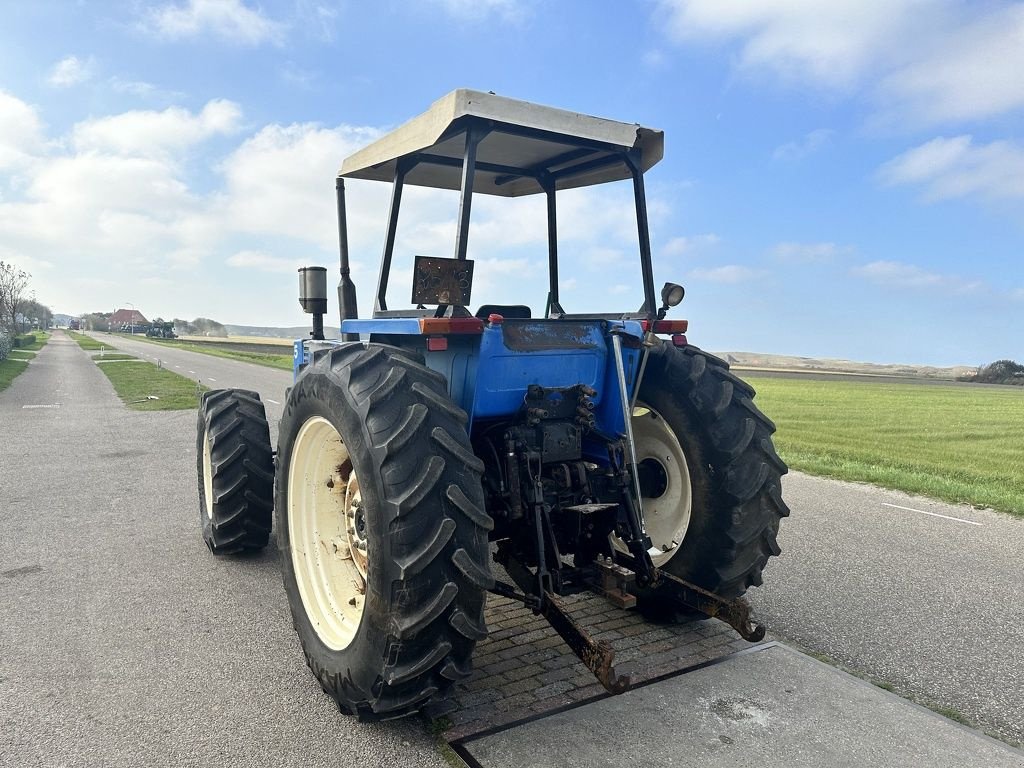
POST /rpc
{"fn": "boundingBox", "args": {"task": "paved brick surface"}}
[432,590,758,741]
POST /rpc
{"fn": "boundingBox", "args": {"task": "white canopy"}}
[339,89,664,197]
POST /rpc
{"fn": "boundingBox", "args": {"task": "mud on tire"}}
[637,343,789,606]
[196,388,275,554]
[275,343,494,719]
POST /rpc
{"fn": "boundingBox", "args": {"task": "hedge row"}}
[0,331,10,361]
[12,334,37,349]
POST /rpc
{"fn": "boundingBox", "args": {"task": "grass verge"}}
[0,331,48,392]
[132,335,293,370]
[96,358,208,411]
[748,376,1024,516]
[16,331,50,351]
[0,358,29,393]
[68,330,118,351]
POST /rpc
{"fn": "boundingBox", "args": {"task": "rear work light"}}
[640,319,689,334]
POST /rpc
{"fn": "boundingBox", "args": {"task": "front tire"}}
[634,343,789,604]
[196,388,274,554]
[275,344,493,719]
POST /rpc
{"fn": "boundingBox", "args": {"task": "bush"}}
[13,334,36,349]
[0,330,10,361]
[962,359,1024,386]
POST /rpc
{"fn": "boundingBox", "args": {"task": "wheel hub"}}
[610,403,693,567]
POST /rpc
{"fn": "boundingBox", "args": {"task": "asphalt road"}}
[6,332,1023,762]
[1,333,451,768]
[93,332,1024,744]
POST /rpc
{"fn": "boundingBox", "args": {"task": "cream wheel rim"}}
[611,403,692,567]
[202,430,214,520]
[287,416,367,651]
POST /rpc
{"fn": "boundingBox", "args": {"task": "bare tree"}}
[0,261,32,332]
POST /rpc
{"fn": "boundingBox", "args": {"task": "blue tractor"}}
[196,90,788,719]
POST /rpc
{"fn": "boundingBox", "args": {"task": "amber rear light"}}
[418,317,485,334]
[640,319,689,334]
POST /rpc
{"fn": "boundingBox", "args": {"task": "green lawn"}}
[0,331,48,392]
[16,331,50,351]
[134,336,293,370]
[748,376,1024,516]
[68,330,118,351]
[96,359,208,411]
[0,358,29,392]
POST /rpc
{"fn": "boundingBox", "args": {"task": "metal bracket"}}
[542,590,631,694]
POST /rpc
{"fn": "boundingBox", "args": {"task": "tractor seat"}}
[475,304,532,320]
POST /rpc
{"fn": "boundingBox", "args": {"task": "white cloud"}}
[851,260,985,294]
[689,265,763,283]
[219,121,384,250]
[71,100,243,158]
[772,129,833,161]
[877,136,1024,201]
[657,0,915,89]
[878,4,1024,125]
[142,0,285,45]
[227,250,302,272]
[0,91,46,170]
[47,55,95,88]
[772,241,851,263]
[656,1,1024,126]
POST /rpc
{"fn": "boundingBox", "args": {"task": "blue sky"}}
[1,0,1022,366]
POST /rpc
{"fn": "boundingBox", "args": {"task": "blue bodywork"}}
[294,318,643,447]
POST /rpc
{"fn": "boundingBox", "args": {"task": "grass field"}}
[0,331,48,392]
[132,336,293,370]
[68,330,118,351]
[0,358,29,392]
[748,376,1024,517]
[96,359,208,411]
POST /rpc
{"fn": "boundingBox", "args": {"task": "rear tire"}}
[634,343,789,609]
[196,388,274,554]
[275,344,493,719]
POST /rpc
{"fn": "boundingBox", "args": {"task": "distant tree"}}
[963,360,1024,386]
[82,312,112,332]
[21,299,53,330]
[0,261,31,332]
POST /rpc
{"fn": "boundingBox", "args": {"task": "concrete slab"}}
[456,644,1024,768]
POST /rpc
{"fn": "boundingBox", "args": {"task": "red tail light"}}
[640,319,689,334]
[418,317,485,334]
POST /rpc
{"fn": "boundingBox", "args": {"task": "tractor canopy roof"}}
[339,89,664,197]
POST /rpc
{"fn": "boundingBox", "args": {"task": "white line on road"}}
[208,378,217,382]
[881,502,982,526]
[22,404,60,409]
[266,399,280,405]
[174,365,180,368]
[188,370,195,374]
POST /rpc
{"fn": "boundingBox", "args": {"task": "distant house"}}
[110,308,149,332]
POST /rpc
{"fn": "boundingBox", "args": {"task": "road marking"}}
[174,365,180,368]
[881,502,982,526]
[208,378,217,382]
[22,404,60,409]
[188,370,195,374]
[266,398,280,405]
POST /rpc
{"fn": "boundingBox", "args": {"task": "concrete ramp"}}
[454,644,1023,768]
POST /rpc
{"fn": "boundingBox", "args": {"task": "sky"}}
[1,0,1022,367]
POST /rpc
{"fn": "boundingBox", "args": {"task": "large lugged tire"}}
[633,343,789,603]
[196,388,275,554]
[275,343,493,719]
